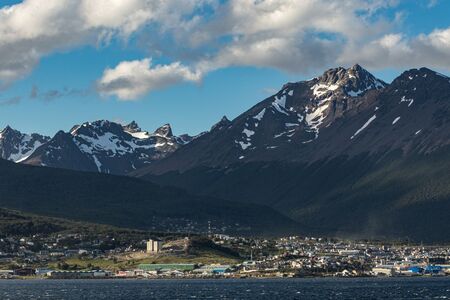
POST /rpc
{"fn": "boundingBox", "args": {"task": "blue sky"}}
[0,0,450,137]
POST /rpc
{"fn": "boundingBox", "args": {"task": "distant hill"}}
[145,148,450,242]
[0,207,136,237]
[0,159,300,236]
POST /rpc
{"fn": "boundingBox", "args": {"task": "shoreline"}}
[1,274,449,281]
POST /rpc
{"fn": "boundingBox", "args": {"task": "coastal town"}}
[1,231,449,279]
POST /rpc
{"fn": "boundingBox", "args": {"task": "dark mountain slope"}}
[24,130,98,172]
[0,159,300,236]
[136,66,450,242]
[146,148,450,242]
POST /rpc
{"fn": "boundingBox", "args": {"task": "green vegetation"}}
[44,237,241,272]
[0,158,298,235]
[0,207,163,238]
[0,208,242,272]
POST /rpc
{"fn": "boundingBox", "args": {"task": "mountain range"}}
[134,64,449,173]
[134,65,450,242]
[1,120,194,175]
[1,64,449,241]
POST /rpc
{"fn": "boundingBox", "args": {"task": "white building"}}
[146,239,162,253]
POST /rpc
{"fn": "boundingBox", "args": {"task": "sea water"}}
[0,277,449,299]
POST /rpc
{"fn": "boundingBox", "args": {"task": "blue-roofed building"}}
[192,265,232,275]
[425,265,444,275]
[408,266,423,274]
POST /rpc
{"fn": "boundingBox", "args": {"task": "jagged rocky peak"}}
[0,125,18,137]
[176,134,194,145]
[122,120,141,133]
[153,124,173,138]
[312,64,387,98]
[52,130,71,141]
[392,67,450,88]
[0,125,50,162]
[210,116,231,131]
[71,120,126,137]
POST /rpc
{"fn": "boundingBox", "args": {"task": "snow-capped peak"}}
[122,121,141,133]
[311,64,386,99]
[122,121,150,139]
[0,126,50,162]
[153,124,173,138]
[23,119,193,175]
[257,64,387,144]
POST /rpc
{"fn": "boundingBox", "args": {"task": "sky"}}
[0,0,450,137]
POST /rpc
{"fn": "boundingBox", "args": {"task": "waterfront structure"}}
[48,270,111,279]
[372,266,395,276]
[193,265,232,275]
[138,263,196,272]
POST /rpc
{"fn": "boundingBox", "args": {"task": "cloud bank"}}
[97,58,202,100]
[0,0,208,87]
[1,0,450,100]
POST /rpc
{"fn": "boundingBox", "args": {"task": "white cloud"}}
[2,0,450,100]
[97,58,202,100]
[96,0,398,100]
[341,28,450,70]
[0,0,209,87]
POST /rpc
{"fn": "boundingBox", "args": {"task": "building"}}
[0,270,13,278]
[193,265,232,275]
[146,239,162,253]
[13,268,35,276]
[35,268,53,276]
[372,266,395,276]
[48,270,111,279]
[138,264,196,272]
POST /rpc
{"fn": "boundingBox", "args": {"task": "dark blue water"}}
[0,277,449,299]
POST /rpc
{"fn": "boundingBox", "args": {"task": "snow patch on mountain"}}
[126,130,151,139]
[242,128,255,138]
[351,115,377,139]
[400,96,414,107]
[311,83,339,98]
[253,108,266,121]
[92,155,102,172]
[0,126,50,162]
[392,117,401,125]
[305,100,330,139]
[11,137,45,162]
[271,94,289,115]
[237,141,251,150]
